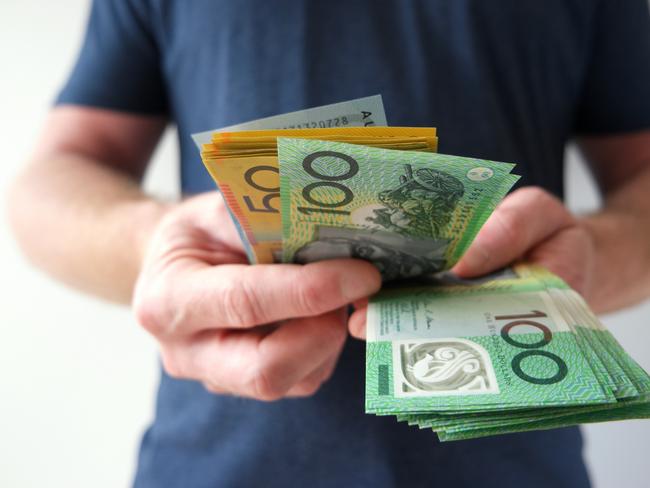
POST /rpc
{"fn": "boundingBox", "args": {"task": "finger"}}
[250,310,347,399]
[527,226,594,296]
[351,297,369,310]
[174,191,247,255]
[138,258,381,337]
[452,187,575,278]
[165,309,348,401]
[287,308,347,397]
[286,349,340,397]
[348,306,368,340]
[202,382,229,395]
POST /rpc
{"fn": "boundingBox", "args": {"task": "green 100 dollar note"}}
[278,138,520,279]
[364,274,615,414]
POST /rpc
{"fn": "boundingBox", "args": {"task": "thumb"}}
[453,187,574,277]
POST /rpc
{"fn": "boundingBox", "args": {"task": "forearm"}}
[581,166,650,313]
[8,152,170,304]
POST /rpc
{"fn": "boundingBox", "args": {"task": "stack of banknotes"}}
[368,265,650,441]
[196,96,650,441]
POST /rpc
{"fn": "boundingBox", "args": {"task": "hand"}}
[348,186,595,339]
[133,192,381,400]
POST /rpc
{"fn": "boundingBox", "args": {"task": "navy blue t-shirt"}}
[58,1,650,487]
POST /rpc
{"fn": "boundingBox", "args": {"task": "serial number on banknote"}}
[283,117,352,129]
[282,113,375,129]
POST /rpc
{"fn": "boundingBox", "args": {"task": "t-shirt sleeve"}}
[55,0,168,115]
[574,0,650,135]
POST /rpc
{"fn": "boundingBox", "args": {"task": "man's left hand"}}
[349,186,595,339]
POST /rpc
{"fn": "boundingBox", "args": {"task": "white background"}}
[1,1,649,486]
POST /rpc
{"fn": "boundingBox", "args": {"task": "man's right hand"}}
[132,192,382,401]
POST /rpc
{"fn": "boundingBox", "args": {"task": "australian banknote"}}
[192,94,387,148]
[278,138,519,278]
[202,127,438,263]
[365,264,650,440]
[194,95,388,262]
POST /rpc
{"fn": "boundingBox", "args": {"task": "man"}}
[8,1,650,487]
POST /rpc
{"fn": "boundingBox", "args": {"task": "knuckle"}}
[133,285,169,337]
[293,363,337,398]
[133,277,190,338]
[220,278,262,327]
[160,348,184,379]
[202,382,223,395]
[254,375,285,402]
[247,360,288,402]
[294,378,323,397]
[494,206,525,249]
[294,271,326,316]
[321,322,347,353]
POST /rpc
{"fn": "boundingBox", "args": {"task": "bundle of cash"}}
[197,95,394,263]
[195,97,650,440]
[203,127,439,263]
[367,265,650,441]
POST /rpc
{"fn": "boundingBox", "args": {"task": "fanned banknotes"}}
[366,265,650,440]
[195,100,650,441]
[203,128,438,263]
[278,138,519,278]
[196,96,392,262]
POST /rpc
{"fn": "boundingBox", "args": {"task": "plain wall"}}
[1,1,648,486]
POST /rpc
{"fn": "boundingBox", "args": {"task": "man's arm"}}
[7,106,169,303]
[578,130,650,311]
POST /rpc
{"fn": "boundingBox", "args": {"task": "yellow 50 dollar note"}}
[201,127,438,263]
[203,156,282,264]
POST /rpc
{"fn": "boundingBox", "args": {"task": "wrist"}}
[129,199,175,270]
[579,210,650,312]
[109,198,174,295]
